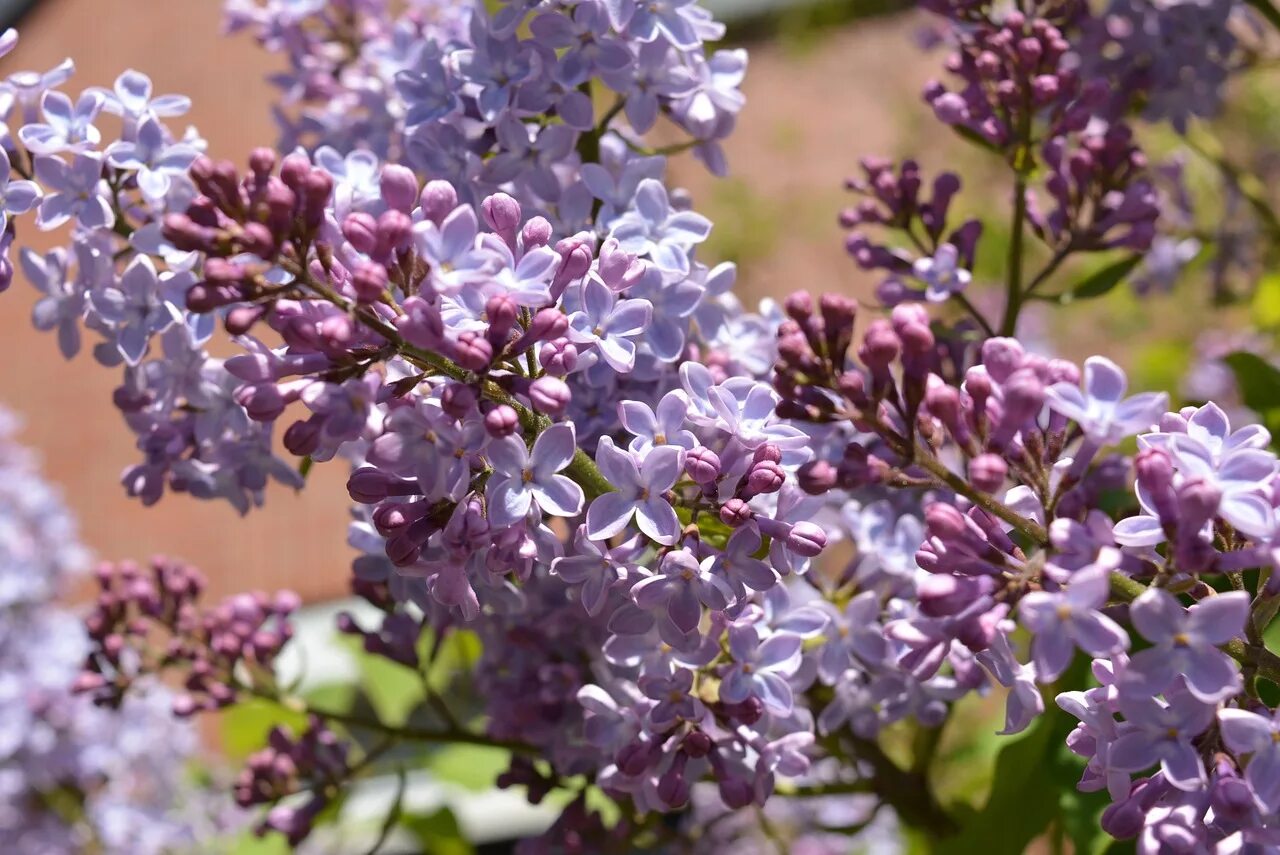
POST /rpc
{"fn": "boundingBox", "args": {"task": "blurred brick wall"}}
[0,1,354,602]
[0,4,930,603]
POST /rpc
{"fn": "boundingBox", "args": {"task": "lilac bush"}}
[2,0,1280,850]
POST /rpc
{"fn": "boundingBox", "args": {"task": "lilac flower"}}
[631,548,734,633]
[1125,588,1248,702]
[412,204,487,296]
[17,90,104,155]
[90,256,182,365]
[20,247,83,359]
[483,236,563,308]
[1045,357,1168,446]
[913,244,971,303]
[638,668,701,728]
[314,147,382,217]
[618,0,704,49]
[567,276,653,373]
[1018,565,1129,681]
[451,26,539,121]
[1165,433,1277,539]
[719,623,804,715]
[394,42,460,128]
[105,117,201,200]
[578,148,666,224]
[587,437,683,544]
[1109,688,1216,790]
[672,49,747,138]
[0,148,42,232]
[485,423,585,528]
[34,153,113,231]
[977,628,1044,735]
[95,69,191,128]
[701,528,779,599]
[817,591,888,682]
[609,179,712,276]
[618,390,697,455]
[551,527,641,616]
[1218,708,1280,813]
[530,5,632,87]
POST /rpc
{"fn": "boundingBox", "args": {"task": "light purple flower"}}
[1018,564,1130,681]
[1219,707,1280,813]
[701,527,779,599]
[1108,687,1216,791]
[18,90,104,155]
[587,437,683,544]
[394,42,460,128]
[1045,356,1168,446]
[485,422,585,528]
[817,591,888,682]
[0,148,42,232]
[609,179,711,276]
[104,117,201,200]
[618,390,697,455]
[1125,588,1247,702]
[567,276,653,373]
[34,152,113,231]
[719,623,804,714]
[412,204,487,297]
[21,247,82,359]
[638,667,701,728]
[95,69,191,127]
[1166,433,1277,539]
[89,255,181,365]
[631,548,734,632]
[913,243,971,303]
[551,526,641,616]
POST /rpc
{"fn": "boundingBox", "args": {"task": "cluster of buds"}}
[76,557,299,716]
[234,717,353,846]
[839,159,981,305]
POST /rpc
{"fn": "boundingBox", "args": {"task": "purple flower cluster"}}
[3,0,1280,850]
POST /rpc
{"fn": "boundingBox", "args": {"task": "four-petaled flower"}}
[485,422,585,528]
[587,437,683,544]
[567,276,653,373]
[719,623,804,715]
[631,548,734,633]
[913,243,971,303]
[1018,564,1130,681]
[1125,588,1248,703]
[35,152,113,231]
[1045,356,1168,446]
[609,178,712,276]
[1218,707,1280,813]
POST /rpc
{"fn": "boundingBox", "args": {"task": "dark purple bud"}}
[529,376,571,417]
[283,419,322,457]
[225,304,267,336]
[351,261,388,304]
[521,216,552,249]
[342,212,378,254]
[484,294,519,342]
[797,460,837,494]
[375,209,412,256]
[682,730,712,758]
[786,522,827,557]
[420,180,457,225]
[454,331,493,372]
[481,192,521,245]
[379,164,418,213]
[685,447,721,485]
[539,339,578,376]
[968,454,1007,493]
[719,498,753,528]
[440,383,478,420]
[484,405,519,438]
[745,460,785,497]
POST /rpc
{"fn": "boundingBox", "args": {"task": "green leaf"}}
[225,830,291,855]
[425,743,510,792]
[1224,351,1280,441]
[1056,255,1143,304]
[219,698,308,763]
[402,807,475,855]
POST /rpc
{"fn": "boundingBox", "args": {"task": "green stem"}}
[999,173,1029,336]
[911,443,1049,545]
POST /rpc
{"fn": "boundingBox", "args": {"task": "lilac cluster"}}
[234,717,352,846]
[5,0,1280,850]
[225,0,745,181]
[838,158,982,307]
[77,556,300,716]
[0,410,224,854]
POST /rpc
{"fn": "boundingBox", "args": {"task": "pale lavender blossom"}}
[1125,588,1248,703]
[587,437,683,544]
[34,152,113,231]
[1018,564,1130,681]
[567,276,653,373]
[609,178,712,276]
[719,623,804,714]
[1045,356,1168,446]
[17,90,103,155]
[484,423,585,528]
[631,548,734,632]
